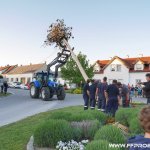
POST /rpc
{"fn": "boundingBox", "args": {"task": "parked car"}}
[20,84,29,90]
[13,82,21,88]
[8,82,21,88]
[8,82,14,88]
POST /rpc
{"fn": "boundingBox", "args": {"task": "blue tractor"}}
[30,48,71,101]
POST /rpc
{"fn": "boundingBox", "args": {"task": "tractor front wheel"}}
[41,87,50,101]
[30,83,39,98]
[57,87,66,100]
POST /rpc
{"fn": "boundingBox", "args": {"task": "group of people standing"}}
[83,73,150,117]
[130,84,144,98]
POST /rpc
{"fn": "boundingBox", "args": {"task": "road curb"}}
[27,136,34,150]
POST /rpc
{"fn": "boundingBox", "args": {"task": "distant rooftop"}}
[7,63,46,74]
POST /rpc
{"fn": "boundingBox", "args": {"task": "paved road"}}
[0,89,147,127]
[0,89,83,127]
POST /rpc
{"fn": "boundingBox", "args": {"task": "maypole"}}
[45,19,89,81]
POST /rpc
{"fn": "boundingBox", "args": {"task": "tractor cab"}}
[30,71,65,101]
[33,72,57,87]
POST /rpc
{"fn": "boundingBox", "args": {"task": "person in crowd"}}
[128,106,150,150]
[134,85,139,97]
[105,80,120,117]
[130,85,135,101]
[138,85,142,97]
[96,77,108,112]
[117,82,130,107]
[83,79,90,110]
[0,75,4,93]
[140,73,150,104]
[3,81,8,94]
[89,79,96,110]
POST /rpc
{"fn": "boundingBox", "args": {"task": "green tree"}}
[61,52,94,84]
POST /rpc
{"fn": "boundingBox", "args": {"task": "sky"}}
[0,0,150,66]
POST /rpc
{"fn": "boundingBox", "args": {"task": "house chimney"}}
[30,63,32,65]
[126,55,129,58]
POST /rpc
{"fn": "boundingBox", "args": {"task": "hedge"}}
[34,119,73,148]
[71,120,100,140]
[94,125,126,144]
[129,118,143,136]
[115,108,140,126]
[50,109,107,124]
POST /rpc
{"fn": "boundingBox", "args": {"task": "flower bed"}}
[56,140,88,150]
[32,107,144,150]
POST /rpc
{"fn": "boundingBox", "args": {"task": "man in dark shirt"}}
[96,77,108,111]
[89,79,97,109]
[117,82,129,107]
[141,73,150,104]
[105,80,120,117]
[83,79,90,110]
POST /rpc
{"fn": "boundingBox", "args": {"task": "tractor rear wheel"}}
[57,87,66,100]
[41,87,50,101]
[30,83,39,98]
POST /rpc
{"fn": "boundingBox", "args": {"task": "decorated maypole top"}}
[44,19,73,48]
[44,19,89,81]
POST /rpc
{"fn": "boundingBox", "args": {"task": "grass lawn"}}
[0,106,84,150]
[0,105,145,150]
[0,92,11,97]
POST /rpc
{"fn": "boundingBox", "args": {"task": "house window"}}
[94,65,100,72]
[21,78,26,84]
[136,79,141,84]
[11,78,13,82]
[110,64,116,71]
[27,77,31,83]
[16,78,18,81]
[135,64,143,70]
[116,65,121,72]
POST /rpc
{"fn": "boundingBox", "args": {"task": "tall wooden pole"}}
[63,39,89,81]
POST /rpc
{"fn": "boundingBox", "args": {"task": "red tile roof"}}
[0,65,17,74]
[96,56,150,73]
[7,63,45,74]
[3,65,17,74]
[0,66,9,71]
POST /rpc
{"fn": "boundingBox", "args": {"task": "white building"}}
[93,56,150,85]
[5,63,47,84]
[1,63,66,85]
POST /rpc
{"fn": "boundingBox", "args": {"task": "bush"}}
[70,113,94,121]
[129,118,143,135]
[50,111,93,121]
[73,88,82,94]
[71,120,100,140]
[50,109,107,124]
[115,108,139,126]
[94,125,126,144]
[86,140,118,150]
[90,110,108,125]
[34,119,73,148]
[65,89,75,93]
[50,111,73,121]
[72,127,83,141]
